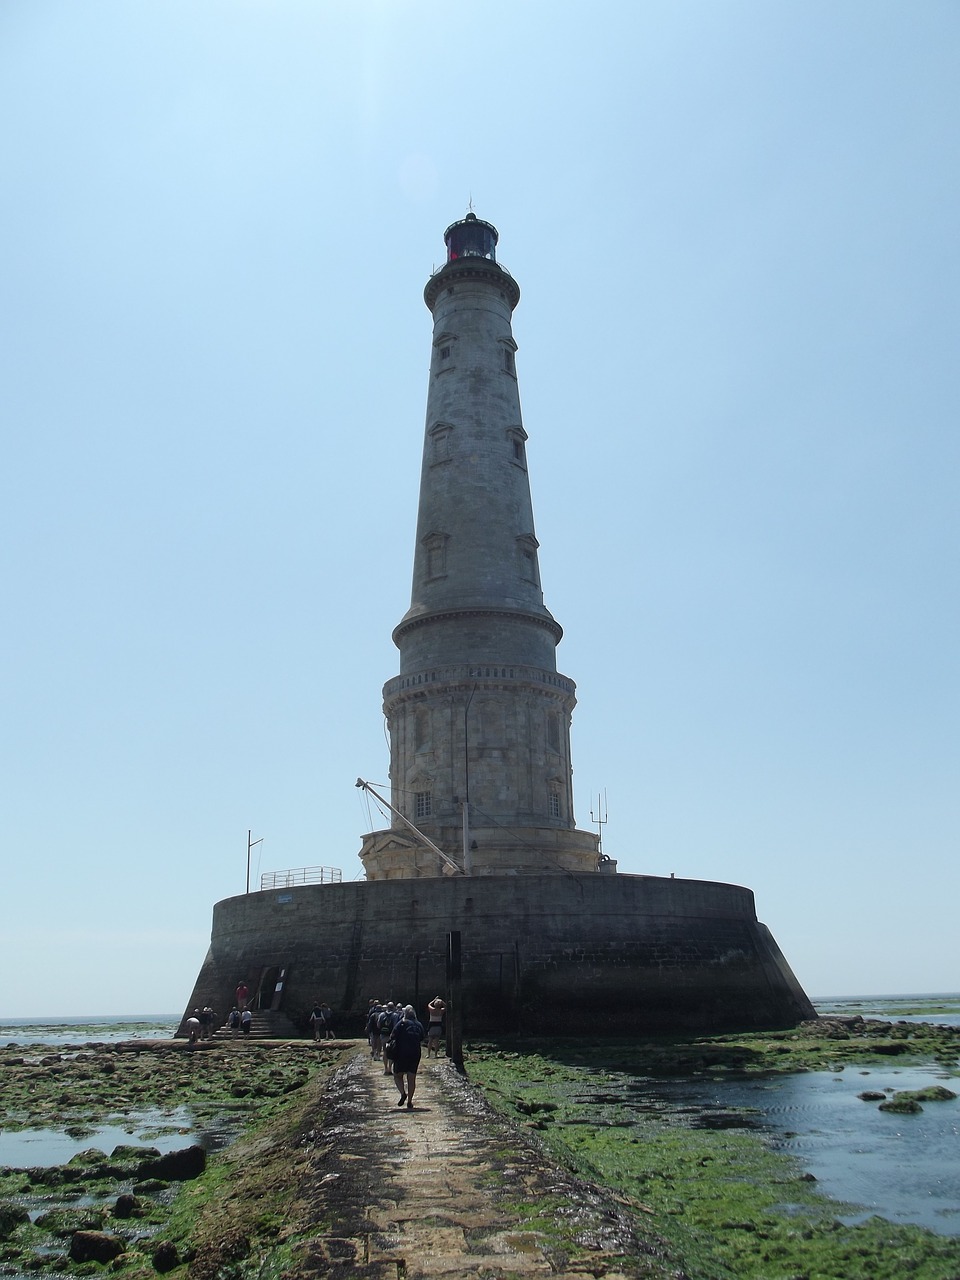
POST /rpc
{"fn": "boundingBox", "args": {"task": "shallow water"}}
[0,1016,179,1047]
[643,1065,960,1236]
[0,1112,193,1167]
[814,992,960,1028]
[0,1105,247,1168]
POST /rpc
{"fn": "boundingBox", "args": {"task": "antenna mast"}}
[589,791,608,858]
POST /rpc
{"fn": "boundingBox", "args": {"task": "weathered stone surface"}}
[69,1229,125,1263]
[136,1144,206,1181]
[183,873,814,1037]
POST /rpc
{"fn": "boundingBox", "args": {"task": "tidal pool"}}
[639,1065,960,1235]
[0,1107,243,1168]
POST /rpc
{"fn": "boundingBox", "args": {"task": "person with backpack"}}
[378,1003,399,1074]
[365,1001,384,1059]
[388,1005,425,1110]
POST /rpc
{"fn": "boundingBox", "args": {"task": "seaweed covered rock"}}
[69,1229,125,1263]
[136,1144,206,1181]
[35,1206,107,1237]
[878,1095,923,1114]
[152,1240,180,1273]
[0,1202,30,1240]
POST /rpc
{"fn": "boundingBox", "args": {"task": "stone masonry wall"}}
[181,872,815,1037]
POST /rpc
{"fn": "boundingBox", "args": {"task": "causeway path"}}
[282,1046,675,1280]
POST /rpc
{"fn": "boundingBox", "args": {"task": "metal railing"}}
[260,866,342,890]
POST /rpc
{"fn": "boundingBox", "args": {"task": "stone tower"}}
[359,214,600,879]
[181,212,816,1039]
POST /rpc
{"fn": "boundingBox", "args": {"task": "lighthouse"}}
[360,214,601,879]
[180,214,815,1038]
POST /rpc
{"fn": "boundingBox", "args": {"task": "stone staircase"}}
[214,1009,303,1040]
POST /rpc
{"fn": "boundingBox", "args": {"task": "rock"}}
[34,1207,106,1237]
[113,1194,140,1219]
[904,1085,957,1103]
[67,1147,109,1166]
[69,1230,125,1263]
[878,1096,923,1114]
[112,1144,160,1162]
[0,1203,30,1239]
[857,1091,886,1101]
[152,1241,179,1273]
[136,1144,206,1181]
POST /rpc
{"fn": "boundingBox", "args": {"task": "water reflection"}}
[0,1107,244,1168]
[645,1066,960,1235]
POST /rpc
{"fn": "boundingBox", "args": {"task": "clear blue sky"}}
[2,2,957,1017]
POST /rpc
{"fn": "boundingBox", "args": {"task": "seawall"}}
[181,872,814,1036]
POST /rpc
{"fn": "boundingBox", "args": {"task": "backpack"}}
[391,1019,422,1049]
[378,1010,396,1035]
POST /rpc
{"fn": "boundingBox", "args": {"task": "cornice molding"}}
[424,260,521,312]
[393,604,562,648]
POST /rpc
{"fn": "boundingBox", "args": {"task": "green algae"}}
[0,1041,345,1279]
[466,1029,960,1280]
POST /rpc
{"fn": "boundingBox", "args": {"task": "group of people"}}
[185,1001,253,1042]
[184,1005,217,1043]
[308,1002,336,1041]
[227,1007,253,1037]
[364,996,446,1110]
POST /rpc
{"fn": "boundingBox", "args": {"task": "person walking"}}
[366,1001,384,1059]
[235,981,250,1011]
[320,1002,335,1040]
[309,1003,324,1042]
[389,1005,425,1110]
[378,1002,399,1075]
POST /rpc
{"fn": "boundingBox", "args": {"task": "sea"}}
[1,996,958,1236]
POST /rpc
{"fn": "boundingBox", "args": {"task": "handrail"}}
[260,866,342,890]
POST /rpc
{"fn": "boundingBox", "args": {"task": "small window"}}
[549,791,561,819]
[516,534,540,586]
[415,791,432,819]
[506,426,528,467]
[439,346,451,360]
[423,530,449,578]
[547,711,560,753]
[430,422,453,464]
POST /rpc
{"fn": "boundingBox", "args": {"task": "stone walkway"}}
[285,1048,669,1280]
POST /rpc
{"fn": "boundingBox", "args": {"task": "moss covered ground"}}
[1,1017,959,1280]
[465,1017,960,1280]
[0,1039,351,1280]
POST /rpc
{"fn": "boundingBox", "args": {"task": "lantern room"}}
[444,212,498,263]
